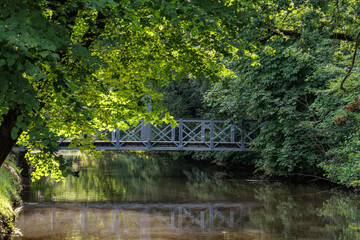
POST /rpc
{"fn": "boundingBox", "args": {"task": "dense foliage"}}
[1,0,244,180]
[203,0,360,187]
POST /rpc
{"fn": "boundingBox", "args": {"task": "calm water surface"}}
[14,152,360,239]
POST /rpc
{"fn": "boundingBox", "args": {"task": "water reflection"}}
[14,152,360,239]
[22,152,256,203]
[319,194,360,240]
[16,202,262,240]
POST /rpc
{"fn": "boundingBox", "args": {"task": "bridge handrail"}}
[14,119,261,152]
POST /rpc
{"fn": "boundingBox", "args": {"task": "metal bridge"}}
[14,119,261,151]
[59,119,260,151]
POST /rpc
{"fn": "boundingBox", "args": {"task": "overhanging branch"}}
[340,30,360,93]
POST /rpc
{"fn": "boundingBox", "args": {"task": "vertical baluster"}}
[241,120,245,151]
[210,120,214,150]
[179,119,183,150]
[201,121,205,142]
[111,131,115,142]
[171,126,176,143]
[148,123,152,150]
[230,124,235,142]
[116,129,120,148]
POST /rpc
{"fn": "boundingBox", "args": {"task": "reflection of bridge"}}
[17,202,262,238]
[28,119,259,151]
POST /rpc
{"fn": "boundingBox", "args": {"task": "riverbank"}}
[0,155,22,239]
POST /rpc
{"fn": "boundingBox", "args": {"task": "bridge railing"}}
[14,119,261,151]
[91,119,260,151]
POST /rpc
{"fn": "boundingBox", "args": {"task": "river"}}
[13,152,360,239]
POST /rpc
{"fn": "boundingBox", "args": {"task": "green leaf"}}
[39,51,49,58]
[34,72,47,81]
[11,127,19,140]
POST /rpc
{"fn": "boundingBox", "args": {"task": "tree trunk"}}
[18,150,29,178]
[0,108,22,167]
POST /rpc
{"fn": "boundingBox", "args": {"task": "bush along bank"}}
[0,155,22,239]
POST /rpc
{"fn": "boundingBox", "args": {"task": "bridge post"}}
[210,120,214,150]
[201,121,205,142]
[116,129,120,148]
[141,99,152,149]
[230,124,235,142]
[171,127,175,142]
[179,119,183,150]
[241,120,245,151]
[141,120,152,149]
[111,131,115,142]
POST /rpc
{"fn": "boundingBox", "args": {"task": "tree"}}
[204,0,360,186]
[0,0,245,180]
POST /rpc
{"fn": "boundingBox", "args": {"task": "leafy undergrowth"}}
[0,155,22,239]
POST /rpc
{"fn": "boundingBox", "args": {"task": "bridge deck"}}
[57,140,252,151]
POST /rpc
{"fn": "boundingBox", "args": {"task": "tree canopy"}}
[0,0,244,180]
[203,0,360,187]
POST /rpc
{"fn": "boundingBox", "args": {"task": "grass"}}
[0,154,22,238]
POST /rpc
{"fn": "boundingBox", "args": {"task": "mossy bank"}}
[0,155,22,239]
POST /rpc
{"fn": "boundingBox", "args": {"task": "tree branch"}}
[0,106,23,167]
[340,30,360,93]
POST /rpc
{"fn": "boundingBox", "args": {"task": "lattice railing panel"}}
[181,121,210,147]
[14,119,261,151]
[151,122,178,147]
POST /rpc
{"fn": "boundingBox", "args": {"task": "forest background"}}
[161,0,360,188]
